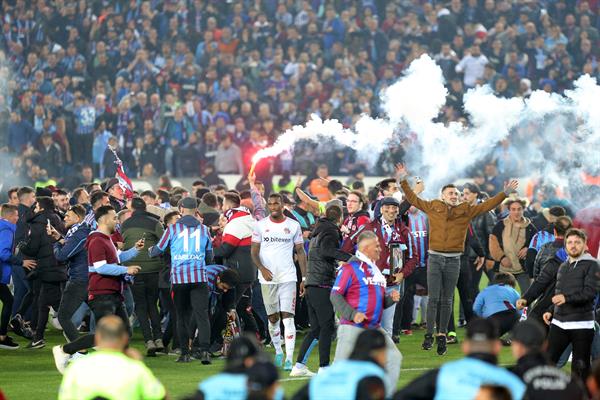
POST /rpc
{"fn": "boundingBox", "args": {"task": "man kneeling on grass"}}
[58,315,166,400]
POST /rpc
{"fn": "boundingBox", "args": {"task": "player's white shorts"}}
[260,281,297,316]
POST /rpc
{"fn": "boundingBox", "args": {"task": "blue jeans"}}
[382,282,404,337]
[10,264,30,319]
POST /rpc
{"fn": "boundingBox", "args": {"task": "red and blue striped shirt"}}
[332,259,387,328]
[409,211,429,268]
[529,230,554,252]
[156,217,212,285]
[205,264,228,293]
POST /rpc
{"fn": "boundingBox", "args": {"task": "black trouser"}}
[210,295,226,345]
[488,309,519,337]
[172,282,210,355]
[17,277,41,330]
[0,284,14,336]
[446,256,476,332]
[131,272,162,342]
[63,293,130,354]
[57,280,88,342]
[397,267,427,332]
[548,324,594,380]
[234,282,258,335]
[296,286,335,367]
[34,281,63,341]
[159,288,178,349]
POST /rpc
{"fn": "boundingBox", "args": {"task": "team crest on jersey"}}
[284,227,290,234]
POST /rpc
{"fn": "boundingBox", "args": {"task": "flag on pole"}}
[108,145,134,199]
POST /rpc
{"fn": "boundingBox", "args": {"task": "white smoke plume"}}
[253,54,600,209]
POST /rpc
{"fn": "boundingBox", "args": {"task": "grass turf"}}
[0,324,519,399]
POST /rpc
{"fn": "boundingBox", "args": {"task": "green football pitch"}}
[0,323,520,399]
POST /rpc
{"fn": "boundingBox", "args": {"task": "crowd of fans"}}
[1,0,600,399]
[1,0,599,188]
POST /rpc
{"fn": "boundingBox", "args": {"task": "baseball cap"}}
[466,318,499,342]
[179,197,198,210]
[511,320,545,349]
[380,196,400,208]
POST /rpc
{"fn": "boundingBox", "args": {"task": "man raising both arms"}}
[397,164,518,355]
[251,193,307,371]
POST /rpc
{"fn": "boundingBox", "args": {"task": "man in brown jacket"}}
[398,165,518,355]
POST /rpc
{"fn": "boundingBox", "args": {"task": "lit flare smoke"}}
[251,54,600,207]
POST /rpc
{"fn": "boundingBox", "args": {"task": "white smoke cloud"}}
[253,54,600,208]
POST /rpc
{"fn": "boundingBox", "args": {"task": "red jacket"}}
[365,218,418,284]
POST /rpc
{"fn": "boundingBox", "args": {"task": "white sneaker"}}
[289,364,315,377]
[52,345,70,374]
[318,366,329,374]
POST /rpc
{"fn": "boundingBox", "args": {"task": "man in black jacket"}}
[517,216,572,328]
[290,205,351,376]
[20,196,67,348]
[121,197,165,356]
[510,320,586,400]
[542,228,599,380]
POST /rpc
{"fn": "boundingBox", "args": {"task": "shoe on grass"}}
[27,339,45,349]
[0,336,19,350]
[176,354,191,363]
[145,340,157,357]
[436,335,447,356]
[422,334,434,350]
[290,364,315,377]
[274,353,284,367]
[284,359,293,371]
[53,345,70,374]
[154,339,165,353]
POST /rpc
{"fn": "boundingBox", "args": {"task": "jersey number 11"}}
[178,228,202,252]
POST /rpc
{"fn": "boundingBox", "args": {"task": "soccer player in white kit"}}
[251,193,307,370]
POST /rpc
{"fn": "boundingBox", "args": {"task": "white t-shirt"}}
[252,216,303,284]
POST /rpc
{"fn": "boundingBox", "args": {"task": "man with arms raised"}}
[397,164,517,355]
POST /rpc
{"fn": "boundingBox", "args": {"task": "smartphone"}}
[47,219,52,230]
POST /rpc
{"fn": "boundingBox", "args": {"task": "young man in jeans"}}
[52,206,143,374]
[398,165,517,355]
[48,205,91,343]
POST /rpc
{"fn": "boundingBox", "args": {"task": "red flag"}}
[116,162,134,199]
[108,145,134,199]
